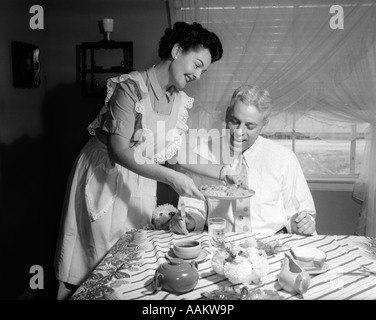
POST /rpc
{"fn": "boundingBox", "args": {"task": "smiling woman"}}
[167,44,212,90]
[54,21,224,300]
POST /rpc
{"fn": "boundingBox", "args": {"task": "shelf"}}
[76,40,134,97]
[81,40,131,50]
[82,67,130,73]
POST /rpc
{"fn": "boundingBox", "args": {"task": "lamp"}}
[102,18,114,41]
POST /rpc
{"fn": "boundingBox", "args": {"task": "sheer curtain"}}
[169,0,376,236]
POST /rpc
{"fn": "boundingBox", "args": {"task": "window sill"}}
[307,177,356,192]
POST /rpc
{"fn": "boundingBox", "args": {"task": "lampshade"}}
[102,18,114,32]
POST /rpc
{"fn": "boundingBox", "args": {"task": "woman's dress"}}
[54,69,193,285]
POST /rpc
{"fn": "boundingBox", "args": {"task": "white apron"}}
[54,72,193,285]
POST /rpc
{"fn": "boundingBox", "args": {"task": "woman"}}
[54,21,223,299]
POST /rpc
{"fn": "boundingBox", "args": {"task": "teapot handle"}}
[190,260,198,270]
[153,271,164,291]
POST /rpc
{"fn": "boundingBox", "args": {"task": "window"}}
[262,111,367,184]
[170,0,373,191]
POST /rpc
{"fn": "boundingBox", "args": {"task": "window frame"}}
[266,113,363,192]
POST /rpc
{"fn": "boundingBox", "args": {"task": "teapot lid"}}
[170,258,185,265]
[160,258,196,273]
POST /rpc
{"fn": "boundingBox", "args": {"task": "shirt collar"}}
[223,133,262,169]
[146,66,175,101]
[146,66,163,101]
[223,133,246,168]
[242,136,262,168]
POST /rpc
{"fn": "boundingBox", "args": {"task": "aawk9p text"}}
[142,304,234,317]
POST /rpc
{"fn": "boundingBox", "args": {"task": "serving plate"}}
[204,192,255,200]
[303,262,329,275]
[165,249,209,263]
[199,184,255,200]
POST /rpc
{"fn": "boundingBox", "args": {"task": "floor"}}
[26,278,59,300]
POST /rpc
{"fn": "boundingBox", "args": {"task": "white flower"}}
[211,249,230,275]
[151,204,178,230]
[223,260,254,285]
[249,257,269,284]
[211,240,269,285]
[244,247,258,263]
[233,255,246,264]
[242,237,258,249]
[227,244,244,257]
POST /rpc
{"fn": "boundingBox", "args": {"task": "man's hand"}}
[223,165,248,187]
[291,211,316,235]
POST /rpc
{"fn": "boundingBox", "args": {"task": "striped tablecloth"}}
[71,230,376,300]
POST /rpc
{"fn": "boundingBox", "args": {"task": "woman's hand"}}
[223,165,248,187]
[169,172,205,201]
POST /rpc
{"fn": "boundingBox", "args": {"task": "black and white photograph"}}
[0,0,376,304]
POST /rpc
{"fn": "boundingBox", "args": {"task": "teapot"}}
[278,253,311,295]
[153,258,199,294]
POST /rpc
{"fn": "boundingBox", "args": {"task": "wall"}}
[313,190,360,236]
[43,0,167,88]
[0,0,49,301]
[0,1,47,144]
[0,0,168,300]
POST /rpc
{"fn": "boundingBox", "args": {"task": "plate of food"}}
[303,262,329,275]
[199,184,255,200]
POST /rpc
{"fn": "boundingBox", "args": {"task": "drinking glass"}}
[208,217,226,250]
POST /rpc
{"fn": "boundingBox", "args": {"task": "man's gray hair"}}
[227,85,272,125]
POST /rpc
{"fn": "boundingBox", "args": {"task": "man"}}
[169,85,316,235]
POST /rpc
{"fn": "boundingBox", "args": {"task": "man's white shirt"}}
[179,135,316,235]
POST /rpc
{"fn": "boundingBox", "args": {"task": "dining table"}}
[70,229,376,300]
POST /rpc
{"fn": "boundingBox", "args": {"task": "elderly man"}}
[169,85,316,235]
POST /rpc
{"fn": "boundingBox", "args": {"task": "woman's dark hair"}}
[158,22,223,63]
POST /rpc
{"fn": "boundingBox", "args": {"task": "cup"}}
[208,217,226,250]
[172,240,201,260]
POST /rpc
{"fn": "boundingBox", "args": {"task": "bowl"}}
[172,240,201,260]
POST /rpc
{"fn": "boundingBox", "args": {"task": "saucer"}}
[303,262,329,275]
[165,249,209,263]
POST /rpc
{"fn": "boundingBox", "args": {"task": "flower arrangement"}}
[211,238,269,285]
[144,204,178,230]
